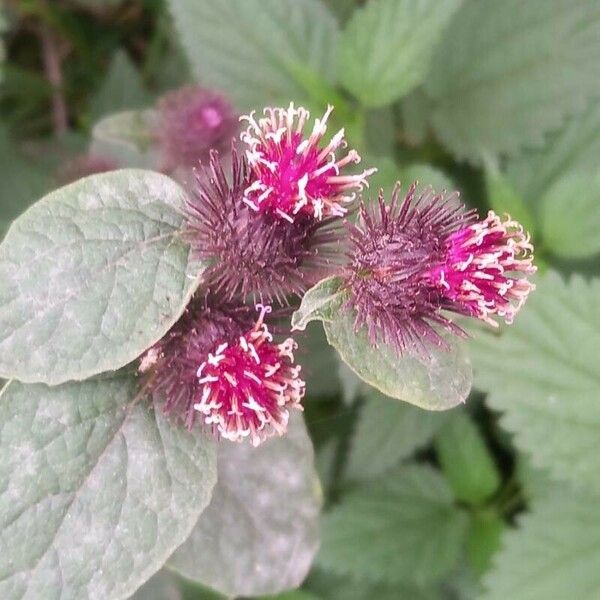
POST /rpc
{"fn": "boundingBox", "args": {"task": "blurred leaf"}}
[471,271,600,494]
[483,486,600,600]
[298,323,342,398]
[365,108,395,156]
[0,375,216,600]
[346,389,447,480]
[484,163,536,236]
[89,50,154,123]
[424,0,600,163]
[466,511,505,576]
[0,170,203,385]
[166,0,339,111]
[0,126,52,239]
[91,110,160,169]
[435,411,501,505]
[259,592,322,600]
[516,456,556,504]
[507,100,600,203]
[540,170,600,259]
[130,570,183,600]
[338,0,462,107]
[169,415,321,598]
[400,88,433,146]
[319,464,469,587]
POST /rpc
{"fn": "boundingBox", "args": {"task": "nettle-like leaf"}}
[471,271,600,493]
[424,0,600,163]
[169,414,321,599]
[434,411,501,505]
[540,170,600,259]
[318,464,469,587]
[338,0,462,107]
[0,374,217,600]
[346,388,447,480]
[483,485,600,600]
[293,278,473,410]
[91,111,159,169]
[0,169,203,385]
[507,100,600,203]
[167,0,339,111]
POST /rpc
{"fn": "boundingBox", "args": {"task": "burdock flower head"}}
[139,301,305,446]
[184,148,343,303]
[155,86,238,170]
[240,103,376,222]
[346,183,536,355]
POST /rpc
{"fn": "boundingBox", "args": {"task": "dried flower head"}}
[156,86,238,170]
[240,103,376,222]
[184,149,343,303]
[56,153,118,185]
[346,183,536,355]
[140,302,305,446]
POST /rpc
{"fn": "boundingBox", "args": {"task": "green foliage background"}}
[1,0,600,599]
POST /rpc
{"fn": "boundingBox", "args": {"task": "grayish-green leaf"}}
[338,0,462,107]
[540,170,600,259]
[323,310,472,410]
[346,389,447,480]
[89,51,153,122]
[0,169,203,384]
[435,411,501,505]
[483,486,600,600]
[471,271,600,493]
[299,323,341,398]
[0,375,217,600]
[292,276,345,331]
[91,110,159,169]
[169,415,321,599]
[130,570,182,600]
[167,0,339,111]
[425,0,600,163]
[319,464,469,586]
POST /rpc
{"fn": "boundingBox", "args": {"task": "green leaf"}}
[424,0,600,163]
[540,170,600,259]
[89,51,153,123]
[506,100,600,203]
[166,0,339,111]
[471,271,600,493]
[319,464,469,586]
[169,415,322,598]
[483,486,600,600]
[91,110,159,169]
[0,169,203,385]
[323,310,472,410]
[0,374,217,600]
[338,0,462,107]
[346,389,447,480]
[435,411,501,505]
[467,511,505,577]
[292,276,345,331]
[299,323,342,398]
[130,570,183,600]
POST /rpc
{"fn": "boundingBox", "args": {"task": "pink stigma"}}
[429,211,536,327]
[240,103,376,222]
[192,305,305,446]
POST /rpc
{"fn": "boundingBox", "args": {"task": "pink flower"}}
[240,103,375,222]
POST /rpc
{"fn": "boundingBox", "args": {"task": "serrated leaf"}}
[0,374,217,600]
[89,51,153,123]
[471,271,600,493]
[466,511,505,577]
[483,486,600,600]
[435,411,501,505]
[540,170,600,259]
[292,276,345,331]
[338,0,462,107]
[424,0,600,163]
[507,100,600,203]
[91,110,160,169]
[0,169,203,385]
[166,0,339,111]
[323,310,472,410]
[346,388,447,480]
[319,464,469,587]
[169,415,321,599]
